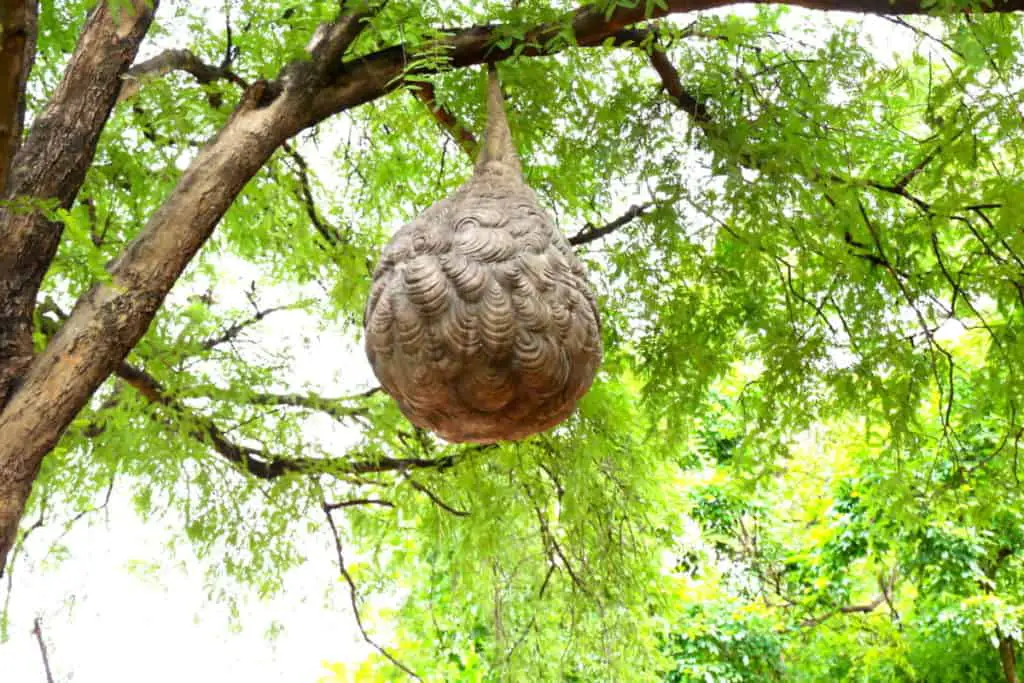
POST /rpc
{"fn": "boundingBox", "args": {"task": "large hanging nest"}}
[363,65,602,443]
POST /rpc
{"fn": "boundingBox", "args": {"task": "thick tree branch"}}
[0,1,32,192]
[0,0,156,406]
[306,0,1024,123]
[6,0,35,171]
[647,49,713,125]
[307,1,383,72]
[0,0,157,566]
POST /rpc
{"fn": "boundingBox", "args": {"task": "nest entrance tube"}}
[363,65,602,443]
[477,64,520,173]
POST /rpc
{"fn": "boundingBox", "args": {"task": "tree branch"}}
[307,0,1021,123]
[321,497,422,680]
[323,497,394,510]
[410,80,478,158]
[197,302,296,352]
[0,0,157,564]
[31,617,55,683]
[0,1,33,193]
[0,0,156,406]
[280,142,346,246]
[116,48,247,104]
[111,359,455,481]
[307,1,384,73]
[181,386,375,422]
[799,595,886,628]
[405,476,469,516]
[569,203,654,246]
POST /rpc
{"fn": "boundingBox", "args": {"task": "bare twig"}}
[31,617,55,683]
[198,302,297,351]
[321,499,421,680]
[532,503,587,595]
[404,476,469,516]
[569,202,653,246]
[323,497,394,510]
[281,143,346,246]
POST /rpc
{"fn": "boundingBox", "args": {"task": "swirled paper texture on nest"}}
[364,67,602,443]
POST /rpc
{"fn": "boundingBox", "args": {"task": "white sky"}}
[0,4,924,682]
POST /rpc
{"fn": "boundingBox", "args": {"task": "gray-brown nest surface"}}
[363,66,602,443]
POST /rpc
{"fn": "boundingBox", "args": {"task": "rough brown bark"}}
[1002,636,1020,683]
[305,0,1024,123]
[0,0,156,567]
[0,0,155,411]
[2,0,1024,570]
[0,0,32,191]
[0,0,370,568]
[9,0,36,160]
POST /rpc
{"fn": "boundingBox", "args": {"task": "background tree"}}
[3,0,1024,680]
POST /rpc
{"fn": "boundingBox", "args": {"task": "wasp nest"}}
[363,66,602,443]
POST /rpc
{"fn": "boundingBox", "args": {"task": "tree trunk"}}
[0,0,156,570]
[1001,636,1019,683]
[0,0,154,410]
[0,1,35,191]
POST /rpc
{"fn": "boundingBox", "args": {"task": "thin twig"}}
[321,500,421,680]
[323,498,395,510]
[199,303,296,351]
[404,476,469,516]
[569,203,653,246]
[31,617,55,683]
[281,142,346,246]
